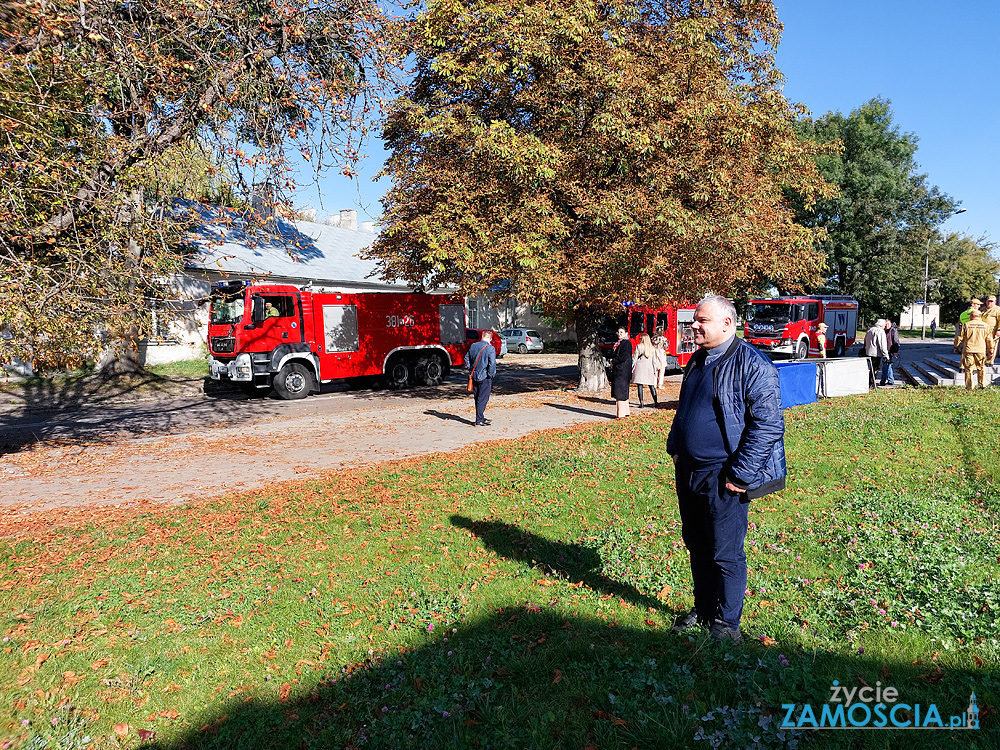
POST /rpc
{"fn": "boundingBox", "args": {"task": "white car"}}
[501,328,544,354]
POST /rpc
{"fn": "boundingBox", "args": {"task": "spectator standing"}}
[981,295,1000,365]
[652,326,668,387]
[956,308,989,390]
[929,318,937,338]
[631,333,659,408]
[610,327,633,419]
[863,319,889,387]
[881,320,900,386]
[815,323,828,358]
[464,330,497,426]
[954,298,982,349]
[666,296,785,642]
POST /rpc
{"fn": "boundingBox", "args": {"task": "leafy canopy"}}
[0,0,390,371]
[367,0,832,324]
[791,97,957,320]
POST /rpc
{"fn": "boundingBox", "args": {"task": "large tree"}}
[366,0,832,392]
[0,0,389,374]
[927,232,1000,324]
[791,97,957,321]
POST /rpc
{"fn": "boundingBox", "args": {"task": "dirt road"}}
[0,356,680,516]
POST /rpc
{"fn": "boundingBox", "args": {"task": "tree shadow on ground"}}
[155,607,992,749]
[543,402,614,419]
[0,375,254,455]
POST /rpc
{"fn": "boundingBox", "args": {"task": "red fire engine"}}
[207,281,468,399]
[600,302,699,370]
[744,295,859,359]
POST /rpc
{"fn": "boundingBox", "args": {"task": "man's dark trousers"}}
[675,458,749,629]
[473,377,492,424]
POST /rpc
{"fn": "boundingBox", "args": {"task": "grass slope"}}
[1,388,998,749]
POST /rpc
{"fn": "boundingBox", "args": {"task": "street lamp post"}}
[921,208,967,341]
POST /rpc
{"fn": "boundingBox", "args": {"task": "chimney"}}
[250,182,275,219]
[299,207,316,222]
[361,221,375,233]
[339,209,357,230]
[327,213,341,227]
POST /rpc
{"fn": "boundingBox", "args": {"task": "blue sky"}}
[300,0,998,245]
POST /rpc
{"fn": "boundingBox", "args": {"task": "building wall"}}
[467,295,577,342]
[899,302,940,330]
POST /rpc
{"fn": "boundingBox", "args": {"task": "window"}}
[629,313,645,338]
[146,301,177,341]
[806,303,819,321]
[526,330,541,338]
[261,295,295,317]
[322,305,359,352]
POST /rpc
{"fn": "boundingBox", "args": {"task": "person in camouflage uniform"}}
[956,308,990,390]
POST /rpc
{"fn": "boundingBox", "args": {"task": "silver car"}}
[501,328,544,354]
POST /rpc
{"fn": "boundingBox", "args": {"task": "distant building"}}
[899,301,940,330]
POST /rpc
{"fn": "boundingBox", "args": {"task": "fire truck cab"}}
[744,295,859,359]
[207,281,468,399]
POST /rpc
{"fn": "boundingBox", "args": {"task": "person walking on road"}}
[666,296,786,643]
[956,308,989,390]
[610,327,633,419]
[981,295,1000,365]
[880,320,900,386]
[864,319,889,387]
[464,330,497,426]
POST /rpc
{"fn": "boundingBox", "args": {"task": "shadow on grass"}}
[450,515,664,612]
[543,402,614,419]
[155,606,992,750]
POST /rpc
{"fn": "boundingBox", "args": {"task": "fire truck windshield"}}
[746,303,791,324]
[210,295,245,325]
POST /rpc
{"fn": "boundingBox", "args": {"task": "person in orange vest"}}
[815,323,828,358]
[955,308,989,390]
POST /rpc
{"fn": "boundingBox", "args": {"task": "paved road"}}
[0,355,683,514]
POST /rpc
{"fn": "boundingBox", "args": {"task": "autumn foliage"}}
[0,0,390,372]
[366,0,833,390]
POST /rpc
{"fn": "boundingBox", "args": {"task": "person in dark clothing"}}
[464,330,497,426]
[880,320,900,386]
[666,296,786,643]
[610,327,633,419]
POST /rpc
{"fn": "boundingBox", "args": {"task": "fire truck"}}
[207,281,468,399]
[600,302,699,370]
[744,295,859,359]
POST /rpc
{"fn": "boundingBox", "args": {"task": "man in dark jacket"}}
[464,330,497,426]
[666,295,786,642]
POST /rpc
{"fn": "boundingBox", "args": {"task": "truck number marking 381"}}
[386,314,415,328]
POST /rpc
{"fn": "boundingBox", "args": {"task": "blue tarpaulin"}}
[773,361,817,409]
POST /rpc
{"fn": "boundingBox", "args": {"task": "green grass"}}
[2,389,999,748]
[145,358,209,379]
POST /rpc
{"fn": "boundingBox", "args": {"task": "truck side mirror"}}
[251,296,265,323]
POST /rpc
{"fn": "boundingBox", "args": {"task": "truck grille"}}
[211,336,235,353]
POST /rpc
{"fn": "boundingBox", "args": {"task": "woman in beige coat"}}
[631,333,659,408]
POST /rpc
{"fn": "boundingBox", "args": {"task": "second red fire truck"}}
[207,281,468,398]
[600,302,699,370]
[744,295,859,358]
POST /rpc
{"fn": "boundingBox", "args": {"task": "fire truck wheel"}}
[834,338,846,357]
[385,357,411,389]
[274,363,314,400]
[795,339,809,360]
[415,354,445,386]
[518,343,528,354]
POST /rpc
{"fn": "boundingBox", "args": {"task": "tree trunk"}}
[98,324,146,379]
[575,304,608,395]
